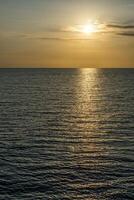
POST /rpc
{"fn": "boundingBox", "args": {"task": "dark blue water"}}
[0,68,134,200]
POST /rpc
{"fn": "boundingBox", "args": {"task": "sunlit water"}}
[0,69,134,200]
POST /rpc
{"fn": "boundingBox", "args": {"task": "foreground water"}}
[0,68,134,200]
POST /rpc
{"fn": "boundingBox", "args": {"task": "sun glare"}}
[66,21,100,36]
[81,23,97,34]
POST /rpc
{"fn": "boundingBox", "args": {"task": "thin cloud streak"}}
[32,37,92,41]
[117,31,134,36]
[107,24,134,29]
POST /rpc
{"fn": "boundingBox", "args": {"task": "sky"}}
[0,0,134,67]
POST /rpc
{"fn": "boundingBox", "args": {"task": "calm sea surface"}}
[0,68,134,200]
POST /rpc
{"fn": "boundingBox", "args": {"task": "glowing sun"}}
[81,23,97,34]
[66,22,100,36]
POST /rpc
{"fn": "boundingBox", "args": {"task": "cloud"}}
[0,31,31,39]
[107,24,134,29]
[117,31,134,37]
[44,26,84,33]
[44,22,134,38]
[44,21,104,34]
[106,22,134,37]
[0,30,93,41]
[1,21,134,42]
[33,36,92,41]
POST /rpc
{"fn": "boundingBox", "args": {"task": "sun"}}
[66,21,99,36]
[81,23,97,34]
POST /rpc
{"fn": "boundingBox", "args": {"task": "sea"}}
[0,68,134,200]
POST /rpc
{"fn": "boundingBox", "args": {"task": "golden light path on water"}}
[66,68,112,198]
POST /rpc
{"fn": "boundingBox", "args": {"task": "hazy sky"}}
[0,0,134,67]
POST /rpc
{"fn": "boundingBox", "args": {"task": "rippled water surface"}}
[0,68,134,200]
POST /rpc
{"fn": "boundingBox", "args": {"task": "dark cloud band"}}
[107,24,134,29]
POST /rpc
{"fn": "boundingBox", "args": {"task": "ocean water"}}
[0,68,134,200]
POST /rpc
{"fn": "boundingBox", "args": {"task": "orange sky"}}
[0,0,134,67]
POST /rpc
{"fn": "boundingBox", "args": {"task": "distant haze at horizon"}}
[0,0,134,68]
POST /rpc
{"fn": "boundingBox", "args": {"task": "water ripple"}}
[0,69,134,200]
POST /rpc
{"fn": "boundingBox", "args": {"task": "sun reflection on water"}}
[70,68,109,160]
